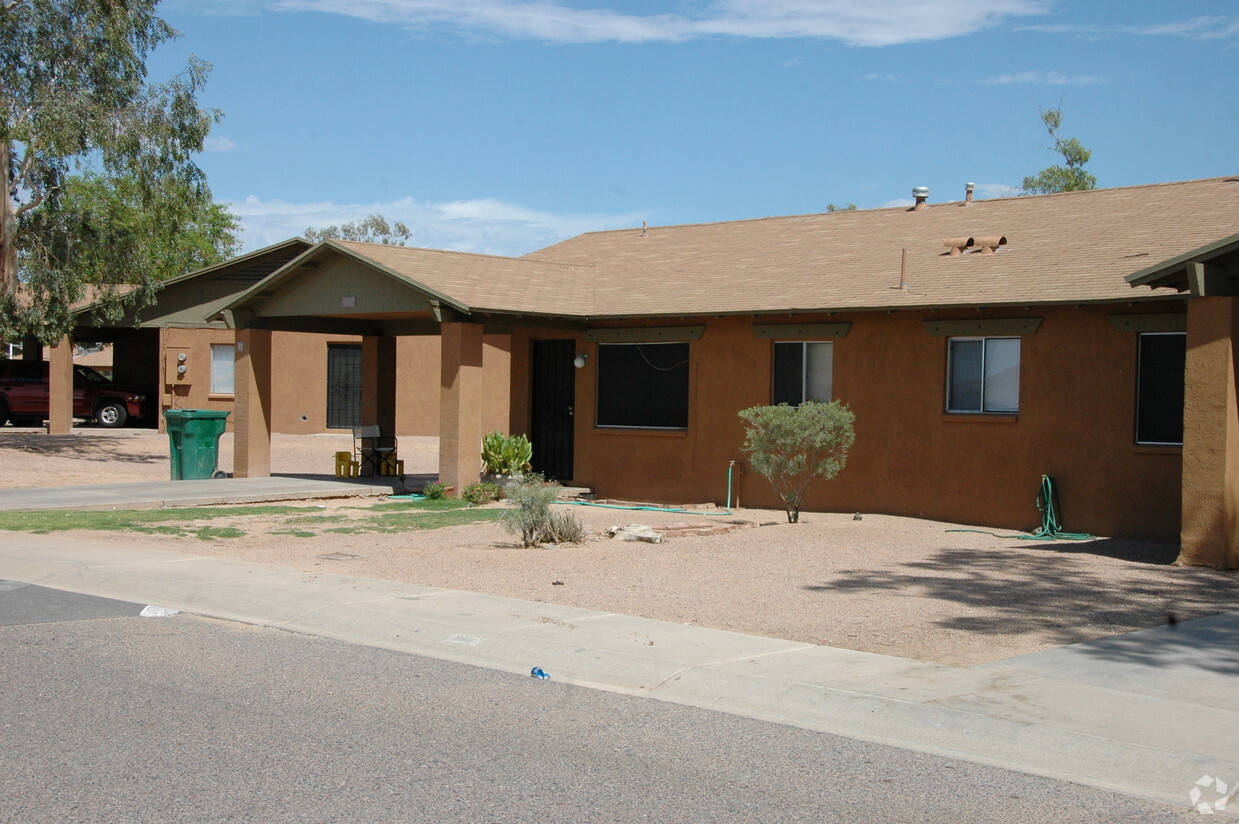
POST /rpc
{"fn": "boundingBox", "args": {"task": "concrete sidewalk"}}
[0,474,432,511]
[1,533,1235,817]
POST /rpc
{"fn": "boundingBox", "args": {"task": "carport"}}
[42,240,313,435]
[215,240,586,491]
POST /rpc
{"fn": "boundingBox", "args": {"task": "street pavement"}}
[0,478,1235,816]
[0,583,1197,823]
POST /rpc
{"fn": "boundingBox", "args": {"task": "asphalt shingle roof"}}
[323,176,1238,320]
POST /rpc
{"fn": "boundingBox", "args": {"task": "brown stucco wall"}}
[157,329,509,438]
[513,303,1185,540]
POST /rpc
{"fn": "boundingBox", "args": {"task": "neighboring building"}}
[61,176,1239,567]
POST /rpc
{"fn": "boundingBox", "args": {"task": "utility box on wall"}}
[165,348,190,383]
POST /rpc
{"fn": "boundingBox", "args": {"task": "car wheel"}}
[11,418,41,427]
[0,403,8,427]
[95,401,128,428]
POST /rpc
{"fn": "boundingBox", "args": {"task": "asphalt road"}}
[0,582,1192,823]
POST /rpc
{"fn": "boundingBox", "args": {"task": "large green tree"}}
[1,0,223,344]
[1021,107,1097,195]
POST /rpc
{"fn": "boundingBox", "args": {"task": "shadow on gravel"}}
[0,433,164,464]
[805,545,1239,672]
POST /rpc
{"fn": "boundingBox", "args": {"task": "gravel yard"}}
[1,426,1234,666]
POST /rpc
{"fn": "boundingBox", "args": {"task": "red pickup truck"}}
[0,359,149,428]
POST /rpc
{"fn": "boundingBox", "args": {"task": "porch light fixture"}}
[573,353,588,369]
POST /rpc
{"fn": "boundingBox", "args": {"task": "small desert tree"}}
[739,401,855,523]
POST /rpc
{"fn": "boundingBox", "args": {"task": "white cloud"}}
[265,0,1051,46]
[1020,15,1239,41]
[985,70,1101,86]
[204,135,240,152]
[228,193,646,256]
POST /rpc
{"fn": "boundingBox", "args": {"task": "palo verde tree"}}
[304,214,412,246]
[739,401,855,523]
[1,0,223,345]
[1021,106,1097,195]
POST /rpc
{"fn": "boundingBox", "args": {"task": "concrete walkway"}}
[1,531,1235,816]
[0,474,434,511]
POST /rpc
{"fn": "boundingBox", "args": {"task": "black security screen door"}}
[530,339,575,481]
[326,344,362,429]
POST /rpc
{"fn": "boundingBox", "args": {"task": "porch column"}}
[360,335,398,476]
[47,335,73,434]
[439,321,484,492]
[1177,297,1239,569]
[361,335,398,431]
[233,328,273,478]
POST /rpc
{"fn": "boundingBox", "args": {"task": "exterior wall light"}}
[573,353,588,369]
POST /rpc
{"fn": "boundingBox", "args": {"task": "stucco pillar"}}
[439,322,484,492]
[47,336,73,434]
[233,328,273,478]
[359,335,398,476]
[361,336,398,431]
[1177,297,1239,569]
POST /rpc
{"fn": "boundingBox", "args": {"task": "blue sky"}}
[153,1,1238,256]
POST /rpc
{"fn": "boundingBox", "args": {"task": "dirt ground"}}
[1,426,1236,666]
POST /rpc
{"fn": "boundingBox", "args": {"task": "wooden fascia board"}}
[753,322,853,339]
[583,326,705,343]
[1108,313,1187,333]
[922,317,1043,336]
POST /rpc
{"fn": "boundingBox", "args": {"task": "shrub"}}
[481,431,533,477]
[461,481,503,506]
[500,473,583,546]
[420,481,449,500]
[738,401,855,523]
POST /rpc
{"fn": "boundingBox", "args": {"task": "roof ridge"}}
[549,174,1239,241]
[334,239,582,270]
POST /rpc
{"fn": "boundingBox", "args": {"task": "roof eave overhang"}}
[1126,233,1239,296]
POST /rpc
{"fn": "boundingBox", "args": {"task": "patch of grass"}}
[362,498,473,512]
[280,513,349,525]
[271,529,318,539]
[325,508,501,535]
[0,505,303,535]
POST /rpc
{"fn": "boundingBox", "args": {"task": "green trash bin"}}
[165,409,231,480]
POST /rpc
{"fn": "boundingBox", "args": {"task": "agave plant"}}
[480,431,533,477]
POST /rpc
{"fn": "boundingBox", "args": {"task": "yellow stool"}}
[334,451,359,478]
[379,455,404,477]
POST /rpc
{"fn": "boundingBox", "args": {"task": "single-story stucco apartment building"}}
[54,176,1239,568]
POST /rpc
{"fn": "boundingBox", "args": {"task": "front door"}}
[326,344,362,429]
[530,339,575,481]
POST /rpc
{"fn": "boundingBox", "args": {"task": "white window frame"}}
[210,344,236,395]
[772,341,833,405]
[946,336,1020,414]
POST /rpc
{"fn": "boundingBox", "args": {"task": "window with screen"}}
[596,342,689,429]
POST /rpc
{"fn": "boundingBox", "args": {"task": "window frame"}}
[772,340,834,406]
[210,344,236,396]
[945,336,1021,414]
[1134,331,1186,446]
[594,341,690,430]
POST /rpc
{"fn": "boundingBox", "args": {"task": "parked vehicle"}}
[0,359,148,428]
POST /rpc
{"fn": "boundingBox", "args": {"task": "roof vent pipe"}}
[964,182,975,205]
[972,235,1007,254]
[912,186,930,211]
[943,237,974,256]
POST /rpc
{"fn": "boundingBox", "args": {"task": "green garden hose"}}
[947,475,1094,541]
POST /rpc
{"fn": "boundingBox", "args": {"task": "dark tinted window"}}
[1136,332,1185,444]
[596,342,689,428]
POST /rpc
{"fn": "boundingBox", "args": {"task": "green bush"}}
[738,401,855,523]
[481,431,533,477]
[500,473,583,546]
[461,481,503,506]
[420,481,449,500]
